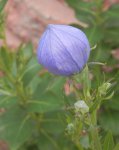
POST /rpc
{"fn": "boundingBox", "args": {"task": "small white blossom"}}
[74,100,89,114]
[66,123,74,134]
[67,123,74,130]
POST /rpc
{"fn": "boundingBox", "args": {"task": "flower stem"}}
[90,110,102,150]
[90,126,102,150]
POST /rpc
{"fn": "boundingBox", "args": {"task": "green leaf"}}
[66,0,95,24]
[104,4,119,25]
[114,143,119,150]
[105,93,119,110]
[82,65,91,97]
[0,13,5,39]
[33,75,65,99]
[104,28,119,45]
[28,75,41,94]
[48,76,65,94]
[38,131,60,150]
[20,57,41,86]
[0,105,33,149]
[21,43,33,61]
[27,91,63,113]
[41,111,65,134]
[99,111,119,135]
[0,96,17,108]
[0,47,11,71]
[103,91,114,100]
[103,5,119,45]
[89,99,101,113]
[0,48,15,82]
[103,131,114,150]
[15,43,33,78]
[33,74,52,99]
[30,76,65,113]
[85,27,103,47]
[0,0,8,12]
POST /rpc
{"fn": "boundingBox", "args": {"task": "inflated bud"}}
[37,24,90,76]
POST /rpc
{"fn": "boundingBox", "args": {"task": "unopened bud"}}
[98,82,111,96]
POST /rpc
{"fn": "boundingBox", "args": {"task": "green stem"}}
[90,126,102,150]
[75,141,84,150]
[90,110,102,150]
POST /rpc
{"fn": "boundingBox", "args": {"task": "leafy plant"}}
[66,0,119,137]
[0,0,119,150]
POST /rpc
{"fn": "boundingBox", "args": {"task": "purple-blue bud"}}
[37,24,90,76]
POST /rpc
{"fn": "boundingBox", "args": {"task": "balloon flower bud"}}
[37,24,90,76]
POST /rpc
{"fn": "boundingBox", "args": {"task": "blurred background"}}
[5,0,84,48]
[4,0,119,49]
[0,0,119,149]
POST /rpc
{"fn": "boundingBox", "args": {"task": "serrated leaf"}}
[103,131,114,150]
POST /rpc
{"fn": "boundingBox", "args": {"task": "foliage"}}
[0,0,119,150]
[66,0,119,137]
[0,44,68,149]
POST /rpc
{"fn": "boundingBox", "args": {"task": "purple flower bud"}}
[37,24,90,76]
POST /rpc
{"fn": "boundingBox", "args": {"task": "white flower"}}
[66,123,74,134]
[67,123,74,130]
[74,100,89,114]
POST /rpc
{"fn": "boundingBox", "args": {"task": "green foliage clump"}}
[0,0,119,150]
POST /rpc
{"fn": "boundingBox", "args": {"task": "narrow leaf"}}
[0,0,8,12]
[114,143,119,150]
[27,92,63,113]
[103,131,114,150]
